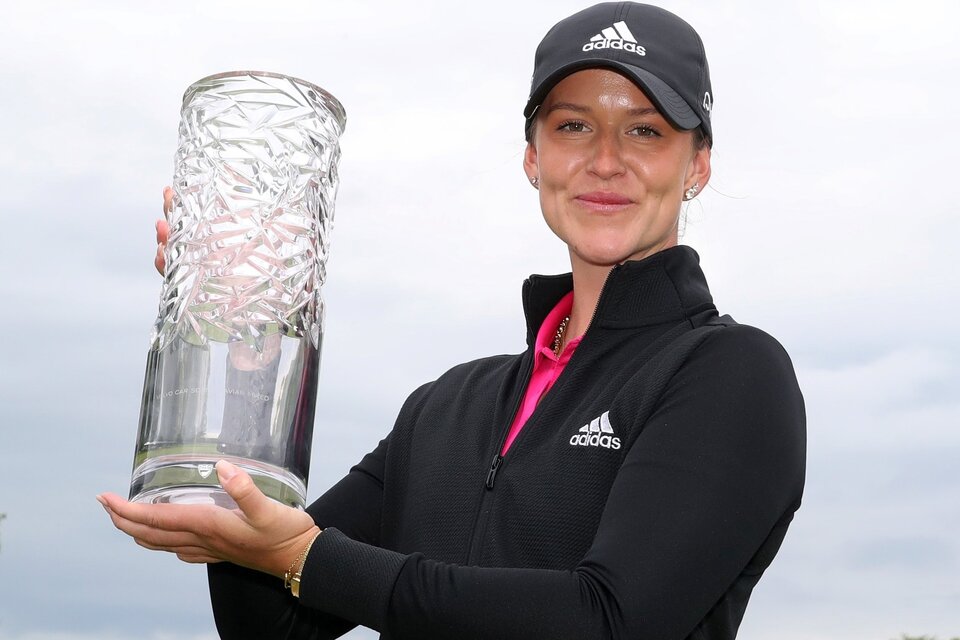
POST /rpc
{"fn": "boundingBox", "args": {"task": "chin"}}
[573,245,642,268]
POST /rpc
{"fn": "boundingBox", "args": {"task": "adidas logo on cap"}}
[569,410,622,450]
[582,21,646,56]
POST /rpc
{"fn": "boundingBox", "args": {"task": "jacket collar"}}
[521,245,716,348]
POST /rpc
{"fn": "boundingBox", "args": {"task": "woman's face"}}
[524,68,711,270]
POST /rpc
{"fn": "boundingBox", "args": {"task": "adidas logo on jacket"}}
[569,410,621,449]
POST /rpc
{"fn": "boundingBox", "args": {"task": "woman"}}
[100,3,806,638]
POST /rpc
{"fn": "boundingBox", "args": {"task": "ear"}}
[523,140,539,184]
[684,145,712,195]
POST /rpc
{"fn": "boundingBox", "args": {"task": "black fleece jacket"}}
[208,245,807,639]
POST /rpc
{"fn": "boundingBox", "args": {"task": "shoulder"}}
[622,318,801,404]
[665,321,804,414]
[430,352,525,389]
[673,321,806,458]
[692,322,798,379]
[641,322,807,500]
[631,319,806,447]
[398,352,525,409]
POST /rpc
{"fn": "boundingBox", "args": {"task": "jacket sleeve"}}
[295,326,806,639]
[207,433,390,640]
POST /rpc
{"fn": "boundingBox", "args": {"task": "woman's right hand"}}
[155,186,173,275]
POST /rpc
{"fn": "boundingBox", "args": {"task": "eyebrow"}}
[543,102,661,118]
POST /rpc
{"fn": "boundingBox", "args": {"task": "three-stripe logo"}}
[582,21,646,56]
[569,410,622,449]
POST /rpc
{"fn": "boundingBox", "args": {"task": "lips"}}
[575,191,633,211]
[578,192,632,205]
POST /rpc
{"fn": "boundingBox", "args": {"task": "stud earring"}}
[530,176,539,189]
[683,182,700,201]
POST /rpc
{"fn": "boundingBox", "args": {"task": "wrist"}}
[283,527,322,598]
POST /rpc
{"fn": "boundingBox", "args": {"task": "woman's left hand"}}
[98,460,320,579]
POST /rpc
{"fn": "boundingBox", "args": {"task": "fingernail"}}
[216,460,237,482]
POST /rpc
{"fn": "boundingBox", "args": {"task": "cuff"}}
[298,527,407,631]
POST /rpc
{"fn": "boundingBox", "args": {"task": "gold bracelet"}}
[284,529,322,598]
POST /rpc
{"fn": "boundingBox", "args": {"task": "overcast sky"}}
[1,1,958,639]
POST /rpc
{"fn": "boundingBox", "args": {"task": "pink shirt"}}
[501,291,581,455]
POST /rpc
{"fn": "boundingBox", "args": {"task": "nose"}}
[587,130,626,180]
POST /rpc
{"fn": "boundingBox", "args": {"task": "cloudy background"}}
[1,1,957,638]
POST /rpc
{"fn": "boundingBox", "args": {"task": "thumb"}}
[216,460,273,525]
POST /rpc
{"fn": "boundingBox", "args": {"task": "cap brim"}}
[523,59,701,132]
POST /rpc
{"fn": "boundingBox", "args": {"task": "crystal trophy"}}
[129,71,346,508]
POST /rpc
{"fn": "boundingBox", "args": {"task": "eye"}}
[557,119,589,133]
[629,124,661,138]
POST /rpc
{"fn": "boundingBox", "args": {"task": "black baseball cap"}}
[523,2,713,145]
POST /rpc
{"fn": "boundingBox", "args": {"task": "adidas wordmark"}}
[570,411,621,450]
[582,21,646,56]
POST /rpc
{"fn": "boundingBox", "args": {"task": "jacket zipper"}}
[584,264,619,334]
[479,265,621,487]
[465,265,621,564]
[485,454,503,489]
[465,353,533,564]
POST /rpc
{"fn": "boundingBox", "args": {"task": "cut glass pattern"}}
[156,71,346,351]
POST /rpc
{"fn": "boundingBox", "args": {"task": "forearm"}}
[209,562,357,640]
[300,528,606,639]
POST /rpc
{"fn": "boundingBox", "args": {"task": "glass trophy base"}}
[129,453,307,509]
[133,485,240,508]
[130,334,319,510]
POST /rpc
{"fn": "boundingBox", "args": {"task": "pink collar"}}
[533,291,581,365]
[500,290,582,455]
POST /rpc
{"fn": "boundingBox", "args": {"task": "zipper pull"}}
[485,455,503,490]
